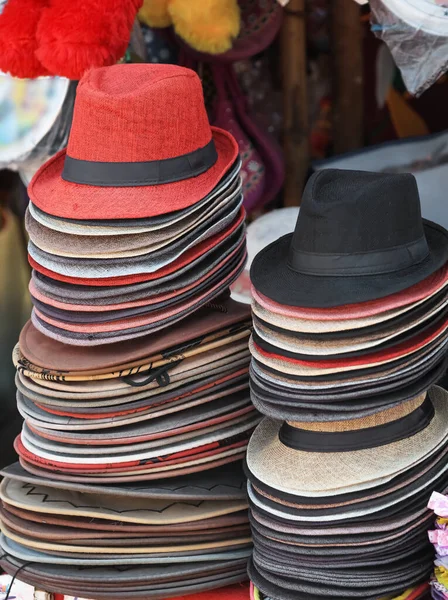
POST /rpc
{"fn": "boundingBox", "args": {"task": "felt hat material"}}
[251,170,448,308]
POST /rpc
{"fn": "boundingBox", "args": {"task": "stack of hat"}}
[245,169,448,599]
[25,63,246,346]
[8,63,259,482]
[0,63,258,599]
[12,298,258,482]
[0,462,252,597]
[428,490,448,598]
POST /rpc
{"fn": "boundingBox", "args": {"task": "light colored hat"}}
[28,201,242,278]
[231,207,298,305]
[246,386,448,497]
[252,293,448,355]
[249,327,448,376]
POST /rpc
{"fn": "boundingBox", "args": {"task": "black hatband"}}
[279,396,434,452]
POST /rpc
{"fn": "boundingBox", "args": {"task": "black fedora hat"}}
[250,169,448,307]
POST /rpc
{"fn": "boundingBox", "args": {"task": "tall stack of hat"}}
[0,63,258,598]
[0,462,252,598]
[245,169,448,599]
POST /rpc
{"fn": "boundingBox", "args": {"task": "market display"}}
[246,169,448,599]
[0,62,254,599]
[1,0,448,598]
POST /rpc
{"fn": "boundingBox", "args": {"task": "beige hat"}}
[246,386,448,497]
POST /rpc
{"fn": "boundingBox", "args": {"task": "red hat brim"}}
[29,128,238,221]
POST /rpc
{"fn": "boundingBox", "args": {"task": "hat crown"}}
[66,64,213,163]
[292,169,425,254]
[288,169,429,277]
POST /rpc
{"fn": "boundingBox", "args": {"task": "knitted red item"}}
[0,0,50,78]
[36,0,143,79]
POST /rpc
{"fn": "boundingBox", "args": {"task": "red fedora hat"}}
[28,64,238,221]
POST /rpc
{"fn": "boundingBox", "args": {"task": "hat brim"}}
[30,253,247,344]
[247,558,428,600]
[26,397,251,446]
[30,225,245,299]
[252,300,448,358]
[18,412,257,466]
[246,386,448,496]
[18,296,250,374]
[28,128,238,221]
[31,246,245,324]
[0,460,248,501]
[27,239,243,313]
[28,197,243,278]
[250,220,448,308]
[17,453,247,484]
[249,357,448,421]
[25,183,242,259]
[28,212,245,286]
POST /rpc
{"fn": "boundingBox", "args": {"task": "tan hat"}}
[246,386,448,497]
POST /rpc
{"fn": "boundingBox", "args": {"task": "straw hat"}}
[246,386,448,496]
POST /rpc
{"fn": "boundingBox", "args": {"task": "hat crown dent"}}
[66,64,213,163]
[291,169,427,256]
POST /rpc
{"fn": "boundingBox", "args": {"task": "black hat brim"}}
[250,220,448,308]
